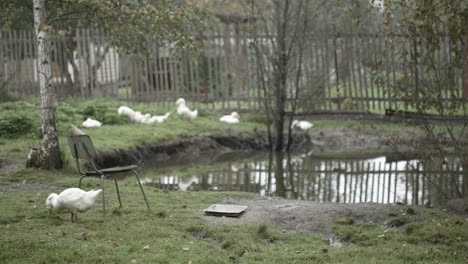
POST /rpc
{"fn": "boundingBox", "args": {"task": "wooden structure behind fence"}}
[1,27,466,112]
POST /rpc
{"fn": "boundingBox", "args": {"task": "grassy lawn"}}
[0,170,466,263]
[1,98,467,263]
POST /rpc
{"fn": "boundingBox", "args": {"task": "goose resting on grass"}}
[292,120,313,131]
[117,106,135,117]
[176,98,198,121]
[82,117,102,128]
[220,112,240,124]
[46,188,102,223]
[143,112,171,124]
[118,106,169,124]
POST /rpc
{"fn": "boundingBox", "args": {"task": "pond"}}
[140,151,465,207]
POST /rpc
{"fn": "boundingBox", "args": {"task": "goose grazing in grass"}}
[144,112,171,124]
[292,120,313,131]
[176,98,198,121]
[46,188,102,223]
[220,112,240,124]
[82,117,102,128]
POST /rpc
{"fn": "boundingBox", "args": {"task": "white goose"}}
[176,98,198,121]
[220,112,240,124]
[46,188,102,223]
[117,106,135,118]
[144,112,171,124]
[82,118,102,128]
[292,120,313,131]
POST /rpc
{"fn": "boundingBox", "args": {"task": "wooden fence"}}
[1,27,466,112]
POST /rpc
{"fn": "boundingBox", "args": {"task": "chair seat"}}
[85,165,139,175]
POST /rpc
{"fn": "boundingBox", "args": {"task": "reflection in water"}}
[142,152,465,206]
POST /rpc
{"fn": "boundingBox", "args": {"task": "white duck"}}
[82,117,102,128]
[220,112,240,124]
[176,98,198,121]
[46,188,102,223]
[117,106,135,118]
[292,120,313,131]
[144,112,171,124]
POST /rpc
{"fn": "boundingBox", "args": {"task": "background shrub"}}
[0,115,35,137]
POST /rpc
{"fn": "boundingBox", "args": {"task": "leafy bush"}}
[80,104,128,125]
[0,91,19,102]
[0,115,35,137]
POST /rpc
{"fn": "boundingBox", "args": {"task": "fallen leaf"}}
[378,234,385,238]
[182,247,190,251]
[113,242,119,248]
[143,245,150,251]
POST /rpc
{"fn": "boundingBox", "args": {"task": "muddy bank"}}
[204,196,438,238]
[94,132,311,168]
[93,126,406,168]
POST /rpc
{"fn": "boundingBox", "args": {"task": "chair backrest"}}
[67,135,97,160]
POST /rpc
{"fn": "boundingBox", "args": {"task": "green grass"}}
[0,98,265,168]
[331,211,467,263]
[0,170,467,263]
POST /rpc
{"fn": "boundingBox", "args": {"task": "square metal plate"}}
[204,204,248,217]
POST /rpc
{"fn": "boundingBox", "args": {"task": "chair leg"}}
[114,178,122,208]
[79,175,87,188]
[131,170,150,211]
[101,175,106,215]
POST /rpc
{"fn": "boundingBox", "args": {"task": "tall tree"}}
[249,0,327,151]
[32,0,63,169]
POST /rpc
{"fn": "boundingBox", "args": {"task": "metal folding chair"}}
[67,135,150,214]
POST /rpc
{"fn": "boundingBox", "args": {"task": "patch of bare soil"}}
[0,181,57,194]
[307,126,390,153]
[0,157,24,174]
[204,196,433,239]
[0,158,57,194]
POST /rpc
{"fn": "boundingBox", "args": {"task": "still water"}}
[141,151,465,206]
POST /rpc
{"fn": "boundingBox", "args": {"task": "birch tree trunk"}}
[28,0,63,169]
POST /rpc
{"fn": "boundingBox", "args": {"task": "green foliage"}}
[0,0,33,30]
[80,104,127,125]
[377,0,467,115]
[1,0,207,52]
[0,115,35,137]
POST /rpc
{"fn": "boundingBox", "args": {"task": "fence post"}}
[412,38,420,107]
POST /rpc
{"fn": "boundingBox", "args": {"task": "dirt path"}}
[0,181,57,194]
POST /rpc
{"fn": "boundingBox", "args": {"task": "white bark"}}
[30,0,63,169]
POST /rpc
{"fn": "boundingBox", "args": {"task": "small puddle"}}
[141,151,464,207]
